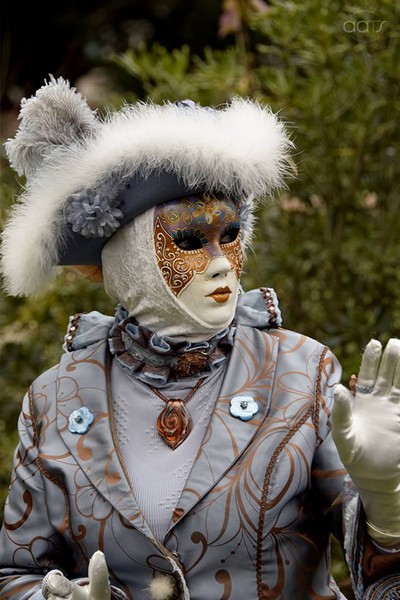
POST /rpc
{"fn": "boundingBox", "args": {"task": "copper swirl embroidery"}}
[223,232,243,280]
[154,218,243,296]
[154,195,243,297]
[155,217,209,296]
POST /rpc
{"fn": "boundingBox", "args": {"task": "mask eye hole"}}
[172,229,207,251]
[220,224,240,245]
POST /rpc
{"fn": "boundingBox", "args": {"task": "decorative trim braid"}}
[260,287,279,328]
[256,405,314,597]
[313,346,328,447]
[65,313,83,351]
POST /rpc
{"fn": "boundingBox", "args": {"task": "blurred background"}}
[1,1,399,596]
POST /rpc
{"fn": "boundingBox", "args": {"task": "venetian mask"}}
[154,194,243,327]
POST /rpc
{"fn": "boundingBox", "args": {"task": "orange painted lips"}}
[207,286,232,303]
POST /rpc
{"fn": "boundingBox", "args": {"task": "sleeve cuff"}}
[364,574,400,599]
[367,520,400,547]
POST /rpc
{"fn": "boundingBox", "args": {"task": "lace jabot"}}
[108,306,235,386]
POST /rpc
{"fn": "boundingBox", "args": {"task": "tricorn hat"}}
[1,76,293,296]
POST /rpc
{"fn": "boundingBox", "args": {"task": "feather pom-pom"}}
[5,75,99,179]
[148,574,177,600]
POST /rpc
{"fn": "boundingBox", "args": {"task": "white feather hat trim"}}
[1,76,293,296]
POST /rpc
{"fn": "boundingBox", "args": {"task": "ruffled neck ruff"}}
[107,288,281,386]
[108,305,235,386]
[63,287,282,387]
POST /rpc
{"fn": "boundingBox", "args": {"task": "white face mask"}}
[102,194,243,341]
[154,194,243,328]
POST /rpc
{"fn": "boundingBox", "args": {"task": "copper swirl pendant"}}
[157,400,192,450]
[151,377,206,450]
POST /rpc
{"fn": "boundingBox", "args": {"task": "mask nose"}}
[206,256,232,280]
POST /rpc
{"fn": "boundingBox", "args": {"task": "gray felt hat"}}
[1,76,293,296]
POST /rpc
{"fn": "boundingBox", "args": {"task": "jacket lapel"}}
[56,340,155,540]
[56,326,279,541]
[169,325,279,530]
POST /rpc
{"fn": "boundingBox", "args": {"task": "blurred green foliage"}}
[109,0,400,376]
[1,1,399,595]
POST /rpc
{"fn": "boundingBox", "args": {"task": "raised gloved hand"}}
[42,551,111,599]
[332,338,400,546]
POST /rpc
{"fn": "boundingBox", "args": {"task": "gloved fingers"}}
[391,346,400,401]
[69,582,90,600]
[355,339,382,394]
[42,570,72,599]
[375,338,400,396]
[332,384,357,463]
[42,571,90,600]
[88,550,111,600]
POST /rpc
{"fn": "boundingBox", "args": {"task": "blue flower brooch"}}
[229,396,259,421]
[68,407,95,434]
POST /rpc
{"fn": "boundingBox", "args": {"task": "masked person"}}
[0,77,399,600]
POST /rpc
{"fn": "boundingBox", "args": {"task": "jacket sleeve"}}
[0,386,75,599]
[0,383,127,600]
[341,478,400,599]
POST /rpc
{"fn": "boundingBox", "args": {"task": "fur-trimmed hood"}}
[1,76,293,296]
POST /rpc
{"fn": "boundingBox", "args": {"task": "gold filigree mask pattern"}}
[154,195,243,297]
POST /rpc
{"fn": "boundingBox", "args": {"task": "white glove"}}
[42,551,111,600]
[332,338,400,546]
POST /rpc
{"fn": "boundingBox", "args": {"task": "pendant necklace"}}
[149,377,206,450]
